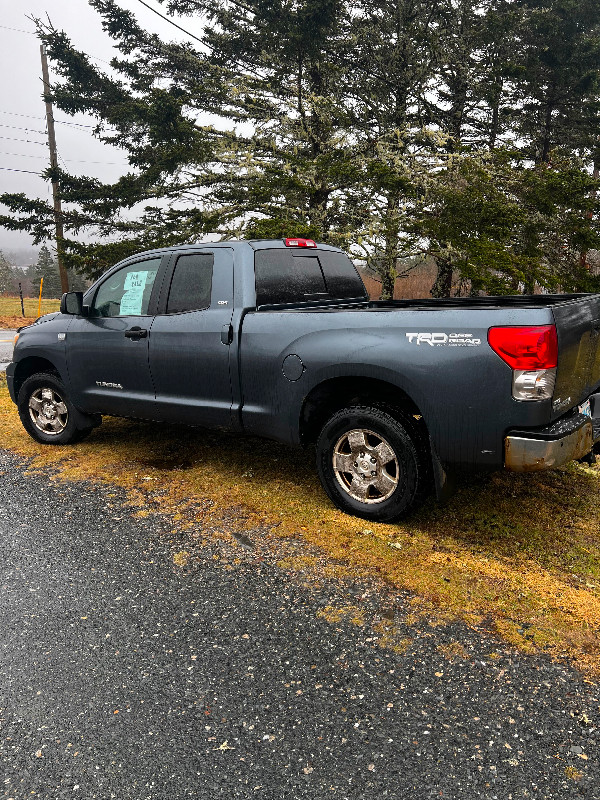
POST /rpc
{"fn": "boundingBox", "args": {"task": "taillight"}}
[284,237,317,248]
[488,326,558,401]
[488,326,557,369]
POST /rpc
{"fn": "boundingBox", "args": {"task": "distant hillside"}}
[2,246,38,268]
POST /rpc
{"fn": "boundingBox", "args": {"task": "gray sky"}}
[0,0,204,254]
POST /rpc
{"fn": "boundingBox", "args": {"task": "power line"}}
[0,166,40,175]
[0,24,35,35]
[56,120,97,131]
[0,150,127,166]
[0,123,47,135]
[0,5,205,56]
[0,111,95,129]
[0,135,46,146]
[0,111,45,123]
[0,151,48,159]
[0,121,100,138]
[135,0,204,44]
[0,23,113,66]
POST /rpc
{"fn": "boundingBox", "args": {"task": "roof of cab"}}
[130,239,343,259]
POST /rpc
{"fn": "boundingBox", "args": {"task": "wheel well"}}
[300,377,426,444]
[13,357,60,398]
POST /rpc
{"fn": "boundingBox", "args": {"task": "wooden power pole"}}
[40,44,69,294]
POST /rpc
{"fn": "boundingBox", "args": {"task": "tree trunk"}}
[308,186,331,240]
[379,194,400,300]
[579,158,600,271]
[431,255,453,298]
[488,76,503,149]
[540,89,555,164]
[522,276,535,295]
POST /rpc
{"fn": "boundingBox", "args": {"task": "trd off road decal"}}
[405,332,481,347]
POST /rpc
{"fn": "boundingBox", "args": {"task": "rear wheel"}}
[316,405,430,522]
[17,372,95,445]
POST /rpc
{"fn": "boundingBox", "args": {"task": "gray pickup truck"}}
[7,238,600,521]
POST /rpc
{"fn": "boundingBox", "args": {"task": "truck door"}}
[66,256,163,417]
[148,248,235,428]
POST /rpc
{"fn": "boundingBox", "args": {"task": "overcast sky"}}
[0,0,205,256]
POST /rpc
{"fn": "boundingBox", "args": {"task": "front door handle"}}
[125,326,148,340]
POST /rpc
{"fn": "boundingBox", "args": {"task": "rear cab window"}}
[254,248,367,307]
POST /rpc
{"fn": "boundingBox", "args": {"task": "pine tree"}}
[0,251,14,295]
[35,244,63,298]
[0,0,599,296]
[342,0,446,298]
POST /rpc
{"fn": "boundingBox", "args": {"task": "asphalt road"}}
[1,448,598,800]
[0,329,16,372]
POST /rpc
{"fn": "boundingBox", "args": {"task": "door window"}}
[166,253,214,314]
[91,258,161,317]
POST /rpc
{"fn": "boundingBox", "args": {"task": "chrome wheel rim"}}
[333,428,399,504]
[28,387,68,436]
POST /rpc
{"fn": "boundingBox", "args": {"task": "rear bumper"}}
[505,408,596,472]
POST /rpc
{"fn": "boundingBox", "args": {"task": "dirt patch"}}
[0,296,60,329]
[0,315,39,328]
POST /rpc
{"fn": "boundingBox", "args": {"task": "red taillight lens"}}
[488,325,558,370]
[284,237,317,248]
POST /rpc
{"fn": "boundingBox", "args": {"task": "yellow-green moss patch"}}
[1,382,600,675]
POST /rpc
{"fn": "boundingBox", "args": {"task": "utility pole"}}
[40,43,69,294]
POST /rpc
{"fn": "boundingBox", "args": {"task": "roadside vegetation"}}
[0,296,60,328]
[1,377,599,677]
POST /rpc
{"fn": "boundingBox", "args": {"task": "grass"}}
[0,295,61,328]
[1,379,600,676]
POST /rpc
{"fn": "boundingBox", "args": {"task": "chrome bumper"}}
[505,417,593,472]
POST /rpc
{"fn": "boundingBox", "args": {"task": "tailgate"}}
[552,294,600,417]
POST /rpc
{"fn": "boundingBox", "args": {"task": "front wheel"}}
[316,405,431,522]
[17,372,95,445]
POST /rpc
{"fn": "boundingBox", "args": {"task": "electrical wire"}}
[0,135,46,146]
[135,0,204,44]
[0,150,127,165]
[0,111,45,123]
[57,120,95,129]
[0,23,114,66]
[55,120,98,131]
[0,166,41,175]
[0,111,95,129]
[0,24,35,35]
[0,151,48,159]
[0,121,101,138]
[0,3,205,50]
[0,123,47,136]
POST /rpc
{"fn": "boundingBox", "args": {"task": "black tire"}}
[316,405,431,522]
[17,372,95,445]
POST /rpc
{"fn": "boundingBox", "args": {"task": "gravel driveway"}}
[0,449,598,799]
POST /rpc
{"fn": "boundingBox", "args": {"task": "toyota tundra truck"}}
[6,238,600,521]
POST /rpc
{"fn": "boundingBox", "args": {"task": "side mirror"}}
[60,291,84,316]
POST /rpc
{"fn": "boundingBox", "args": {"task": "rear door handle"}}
[125,327,148,339]
[221,323,233,345]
